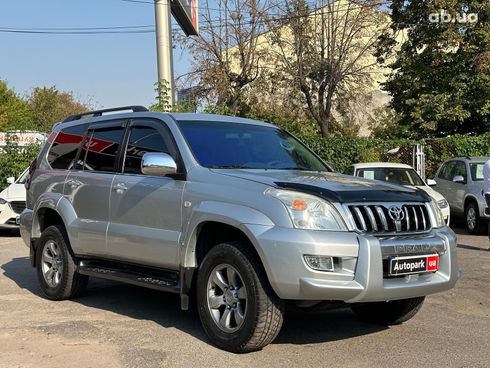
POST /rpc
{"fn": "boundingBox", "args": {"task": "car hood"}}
[214,170,430,203]
[413,185,447,203]
[0,183,26,202]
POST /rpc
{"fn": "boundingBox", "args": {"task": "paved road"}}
[0,229,489,368]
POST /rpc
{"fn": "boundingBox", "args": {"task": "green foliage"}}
[379,0,490,138]
[296,131,490,178]
[0,134,40,190]
[149,80,172,112]
[0,80,33,131]
[0,80,92,132]
[28,86,91,132]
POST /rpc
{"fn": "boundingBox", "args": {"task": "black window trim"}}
[71,119,128,174]
[117,117,187,180]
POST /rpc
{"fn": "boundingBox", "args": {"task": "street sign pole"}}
[154,0,175,106]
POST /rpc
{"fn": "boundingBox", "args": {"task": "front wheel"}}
[351,297,425,325]
[196,242,285,353]
[465,202,482,235]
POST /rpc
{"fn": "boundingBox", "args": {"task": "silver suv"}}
[433,157,490,234]
[20,106,459,352]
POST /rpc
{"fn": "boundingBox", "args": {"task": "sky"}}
[0,0,198,108]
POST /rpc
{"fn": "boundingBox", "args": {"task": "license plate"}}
[389,254,439,276]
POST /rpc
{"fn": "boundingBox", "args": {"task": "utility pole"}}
[154,0,175,106]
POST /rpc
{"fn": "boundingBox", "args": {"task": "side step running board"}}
[78,259,180,294]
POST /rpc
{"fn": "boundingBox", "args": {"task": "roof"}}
[443,156,490,163]
[57,109,277,130]
[352,162,413,169]
[169,113,277,128]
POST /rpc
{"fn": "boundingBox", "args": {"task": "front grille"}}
[348,203,431,234]
[9,201,26,214]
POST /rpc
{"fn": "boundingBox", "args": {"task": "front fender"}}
[180,201,274,268]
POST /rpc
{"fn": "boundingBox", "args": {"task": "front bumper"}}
[0,203,21,229]
[249,225,459,303]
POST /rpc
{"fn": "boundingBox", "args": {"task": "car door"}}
[106,119,185,270]
[451,160,468,213]
[63,121,126,257]
[435,161,455,208]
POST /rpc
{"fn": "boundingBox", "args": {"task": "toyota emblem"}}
[388,205,405,221]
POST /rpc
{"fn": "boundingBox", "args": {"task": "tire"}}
[351,296,425,325]
[196,241,285,353]
[36,225,88,300]
[465,202,482,235]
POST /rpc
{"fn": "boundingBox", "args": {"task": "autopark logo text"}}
[429,10,478,24]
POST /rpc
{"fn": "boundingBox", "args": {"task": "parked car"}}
[20,106,459,353]
[0,168,28,230]
[433,157,490,234]
[350,163,450,225]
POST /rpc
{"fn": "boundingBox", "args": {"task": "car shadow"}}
[2,256,386,348]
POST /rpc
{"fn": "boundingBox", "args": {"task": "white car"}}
[350,163,450,225]
[0,168,28,230]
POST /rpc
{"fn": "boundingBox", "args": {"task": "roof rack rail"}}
[62,105,149,123]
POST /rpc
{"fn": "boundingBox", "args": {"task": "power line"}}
[0,1,392,36]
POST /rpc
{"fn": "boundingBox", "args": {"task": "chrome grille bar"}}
[353,207,367,232]
[348,203,431,235]
[375,206,389,231]
[364,206,378,232]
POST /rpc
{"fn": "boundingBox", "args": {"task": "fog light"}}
[304,255,334,272]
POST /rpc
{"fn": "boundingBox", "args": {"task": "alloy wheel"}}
[206,264,247,333]
[41,240,64,288]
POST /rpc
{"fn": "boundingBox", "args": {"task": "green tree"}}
[0,80,33,131]
[0,134,40,189]
[28,86,92,132]
[378,0,490,138]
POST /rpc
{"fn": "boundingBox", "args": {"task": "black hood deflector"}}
[274,182,431,203]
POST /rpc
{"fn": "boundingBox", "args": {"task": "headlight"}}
[265,188,347,231]
[437,198,449,209]
[431,199,445,227]
[0,198,7,205]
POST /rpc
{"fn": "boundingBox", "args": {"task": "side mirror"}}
[452,175,465,184]
[141,152,177,176]
[6,177,15,184]
[426,179,437,186]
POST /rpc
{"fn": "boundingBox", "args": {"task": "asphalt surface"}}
[1,227,489,368]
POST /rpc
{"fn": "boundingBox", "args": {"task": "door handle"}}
[113,182,128,193]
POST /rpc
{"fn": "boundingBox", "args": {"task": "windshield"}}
[470,163,484,181]
[15,169,29,184]
[356,167,425,186]
[178,121,329,171]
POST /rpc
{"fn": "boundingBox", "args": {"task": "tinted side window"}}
[47,124,88,169]
[124,126,168,174]
[453,161,467,180]
[438,162,455,180]
[77,127,125,172]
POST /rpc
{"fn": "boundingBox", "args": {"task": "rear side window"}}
[76,126,125,172]
[124,126,169,174]
[47,124,88,169]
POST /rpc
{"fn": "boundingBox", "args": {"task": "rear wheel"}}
[351,297,425,325]
[196,241,284,353]
[465,202,482,235]
[36,225,88,300]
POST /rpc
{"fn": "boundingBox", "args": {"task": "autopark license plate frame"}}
[389,254,439,276]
